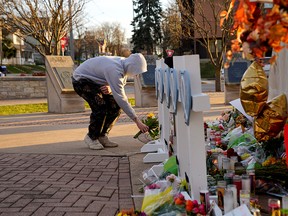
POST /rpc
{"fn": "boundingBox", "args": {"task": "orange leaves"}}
[274,0,288,8]
[226,50,233,60]
[280,10,288,27]
[220,10,228,27]
[270,24,287,41]
[226,0,288,64]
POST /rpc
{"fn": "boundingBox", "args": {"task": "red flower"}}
[186,200,194,212]
[174,197,184,205]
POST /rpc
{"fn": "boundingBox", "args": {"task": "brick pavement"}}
[0,153,133,216]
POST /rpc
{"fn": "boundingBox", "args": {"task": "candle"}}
[233,175,242,202]
[223,157,231,170]
[240,190,250,209]
[241,174,250,193]
[218,154,225,170]
[224,188,234,214]
[268,199,281,216]
[227,184,238,208]
[247,169,255,195]
[217,180,226,210]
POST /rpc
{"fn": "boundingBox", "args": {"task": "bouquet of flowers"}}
[142,189,207,216]
[140,174,209,216]
[134,113,160,141]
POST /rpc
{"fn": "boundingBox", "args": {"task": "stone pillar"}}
[45,55,85,113]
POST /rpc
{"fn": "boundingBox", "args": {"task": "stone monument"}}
[134,55,158,107]
[45,55,85,113]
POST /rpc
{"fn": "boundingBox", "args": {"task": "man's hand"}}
[100,85,112,95]
[134,117,149,133]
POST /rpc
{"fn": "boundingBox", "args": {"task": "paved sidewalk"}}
[0,92,231,215]
[0,153,130,216]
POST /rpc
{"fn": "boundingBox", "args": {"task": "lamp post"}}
[68,0,75,61]
[132,0,134,19]
[0,19,2,64]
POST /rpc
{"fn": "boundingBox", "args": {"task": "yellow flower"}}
[147,113,155,118]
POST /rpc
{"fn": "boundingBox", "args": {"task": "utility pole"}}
[0,19,2,64]
[68,0,75,62]
[132,0,134,19]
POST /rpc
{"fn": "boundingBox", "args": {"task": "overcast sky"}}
[84,0,169,38]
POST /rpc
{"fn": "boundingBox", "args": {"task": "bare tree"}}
[74,23,86,63]
[85,30,101,57]
[177,0,234,92]
[161,0,182,56]
[94,22,126,56]
[73,22,126,60]
[0,0,85,57]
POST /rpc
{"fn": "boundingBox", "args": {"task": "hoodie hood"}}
[123,53,147,77]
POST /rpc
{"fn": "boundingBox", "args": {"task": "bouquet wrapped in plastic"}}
[134,113,160,141]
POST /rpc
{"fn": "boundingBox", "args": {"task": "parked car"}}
[261,57,271,77]
[0,66,8,76]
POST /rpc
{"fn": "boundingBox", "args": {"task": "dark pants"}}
[72,78,121,140]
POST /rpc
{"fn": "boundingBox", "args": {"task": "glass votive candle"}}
[230,156,238,170]
[231,156,238,163]
[217,180,227,210]
[268,198,281,216]
[247,169,256,195]
[224,188,234,214]
[222,157,231,170]
[217,154,225,170]
[227,184,238,209]
[233,175,242,201]
[241,174,251,193]
[240,189,250,209]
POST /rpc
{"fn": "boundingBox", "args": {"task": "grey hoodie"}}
[73,53,147,120]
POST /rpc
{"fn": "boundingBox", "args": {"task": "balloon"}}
[254,94,287,141]
[240,61,269,117]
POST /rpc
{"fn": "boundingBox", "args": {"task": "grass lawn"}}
[0,99,135,116]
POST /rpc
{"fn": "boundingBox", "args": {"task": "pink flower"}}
[192,207,199,214]
[192,200,199,208]
[198,204,206,215]
[145,183,160,190]
[166,174,176,183]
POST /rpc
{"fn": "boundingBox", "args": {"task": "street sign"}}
[60,36,68,49]
[166,49,174,57]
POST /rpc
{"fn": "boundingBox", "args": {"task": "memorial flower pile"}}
[117,208,147,216]
[133,113,159,140]
[221,0,288,65]
[138,173,211,215]
[206,110,288,194]
[142,190,207,215]
[205,108,252,150]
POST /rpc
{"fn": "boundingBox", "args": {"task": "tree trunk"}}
[215,67,222,92]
